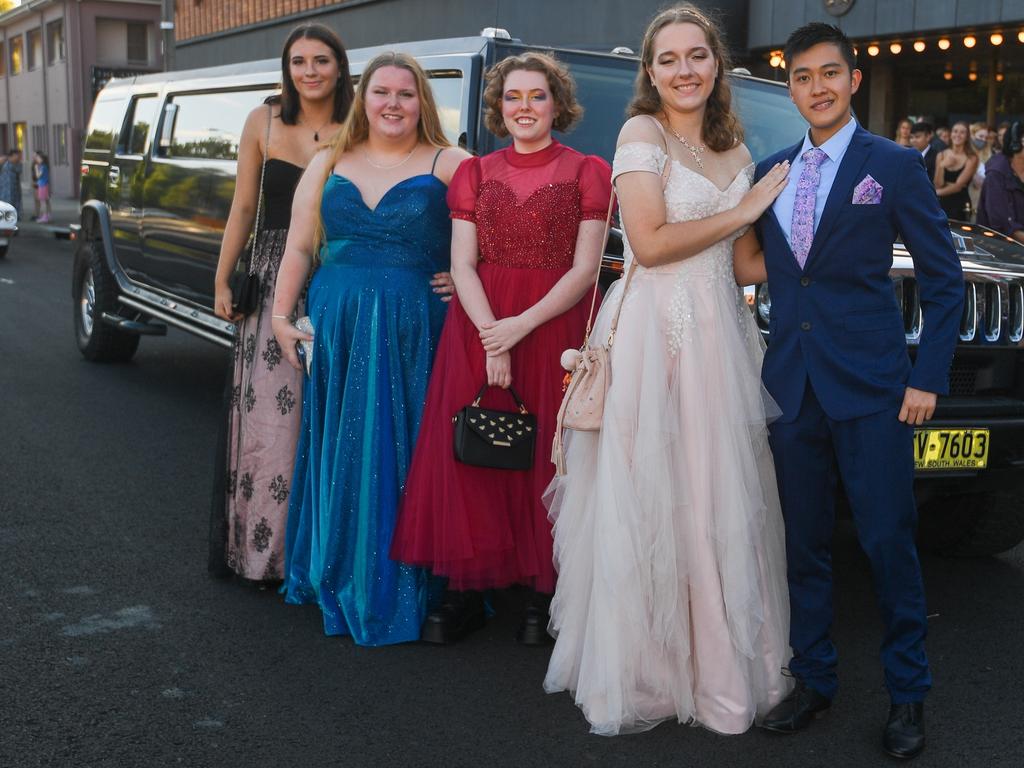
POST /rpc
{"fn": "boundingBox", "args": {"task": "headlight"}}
[4,210,14,223]
[756,283,771,325]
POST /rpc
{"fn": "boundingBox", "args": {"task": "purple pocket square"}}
[852,175,883,205]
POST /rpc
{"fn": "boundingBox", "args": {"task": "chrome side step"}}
[100,311,167,336]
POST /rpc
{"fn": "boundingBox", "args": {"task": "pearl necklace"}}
[361,147,416,170]
[666,124,707,169]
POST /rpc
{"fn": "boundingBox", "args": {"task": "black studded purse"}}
[452,385,537,471]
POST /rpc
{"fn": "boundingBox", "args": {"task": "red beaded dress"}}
[391,140,612,594]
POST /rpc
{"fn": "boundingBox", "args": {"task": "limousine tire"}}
[73,239,140,363]
[919,491,1024,557]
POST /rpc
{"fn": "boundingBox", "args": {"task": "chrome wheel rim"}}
[79,268,96,337]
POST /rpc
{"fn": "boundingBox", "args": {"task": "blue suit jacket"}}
[754,125,964,423]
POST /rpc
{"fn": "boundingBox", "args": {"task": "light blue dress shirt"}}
[772,116,858,247]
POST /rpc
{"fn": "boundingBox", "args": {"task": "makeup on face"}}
[648,22,717,114]
[364,65,421,139]
[501,69,556,151]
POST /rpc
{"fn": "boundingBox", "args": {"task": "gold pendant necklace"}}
[361,147,416,170]
[666,124,707,169]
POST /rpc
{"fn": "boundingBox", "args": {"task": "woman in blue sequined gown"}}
[270,52,469,646]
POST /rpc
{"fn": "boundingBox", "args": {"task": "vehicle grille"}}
[947,360,979,396]
[894,277,1024,347]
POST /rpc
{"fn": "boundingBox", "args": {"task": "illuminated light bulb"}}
[996,72,1005,82]
[964,35,977,48]
[867,44,880,57]
[770,54,782,68]
[968,71,978,81]
[890,42,903,54]
[913,40,926,53]
[991,33,1004,46]
[943,72,953,80]
[1019,30,1024,43]
[938,38,951,50]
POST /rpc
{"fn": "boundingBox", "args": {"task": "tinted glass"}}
[85,96,126,150]
[427,71,464,147]
[121,95,159,155]
[551,54,635,163]
[732,78,807,162]
[165,89,276,160]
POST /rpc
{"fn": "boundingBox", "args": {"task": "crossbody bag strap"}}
[580,190,617,346]
[247,104,272,277]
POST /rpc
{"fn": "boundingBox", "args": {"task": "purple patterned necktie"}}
[790,147,828,268]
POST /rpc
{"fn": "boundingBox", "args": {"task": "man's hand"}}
[898,386,937,425]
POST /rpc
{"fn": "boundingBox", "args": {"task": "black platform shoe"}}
[883,702,925,759]
[421,590,486,645]
[516,594,554,646]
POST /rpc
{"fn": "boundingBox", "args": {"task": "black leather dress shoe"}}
[883,702,925,759]
[760,681,832,733]
[420,591,485,645]
[516,602,553,646]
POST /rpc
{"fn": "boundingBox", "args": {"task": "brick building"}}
[0,0,164,199]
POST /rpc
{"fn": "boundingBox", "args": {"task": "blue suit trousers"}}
[768,381,932,704]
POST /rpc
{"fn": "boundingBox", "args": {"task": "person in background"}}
[909,122,938,184]
[391,52,611,647]
[934,121,978,222]
[977,120,1024,244]
[0,149,23,215]
[996,121,1011,153]
[33,151,51,223]
[894,118,913,147]
[273,52,469,646]
[208,24,355,585]
[969,122,993,216]
[933,125,950,151]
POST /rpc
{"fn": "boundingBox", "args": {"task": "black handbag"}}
[229,105,271,317]
[453,385,537,470]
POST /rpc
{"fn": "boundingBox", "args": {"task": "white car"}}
[0,200,17,258]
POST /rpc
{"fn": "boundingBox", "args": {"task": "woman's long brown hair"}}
[628,3,742,153]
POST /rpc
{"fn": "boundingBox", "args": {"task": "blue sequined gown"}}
[282,172,451,646]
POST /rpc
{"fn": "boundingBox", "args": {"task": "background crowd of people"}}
[896,114,1024,241]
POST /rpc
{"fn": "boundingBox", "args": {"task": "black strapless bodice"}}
[261,159,304,230]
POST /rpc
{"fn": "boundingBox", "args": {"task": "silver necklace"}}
[361,147,416,170]
[666,124,707,169]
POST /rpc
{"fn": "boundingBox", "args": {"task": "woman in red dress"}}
[391,52,612,644]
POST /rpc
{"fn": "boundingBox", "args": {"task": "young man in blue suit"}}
[753,24,963,759]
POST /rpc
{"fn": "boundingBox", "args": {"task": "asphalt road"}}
[2,232,1023,768]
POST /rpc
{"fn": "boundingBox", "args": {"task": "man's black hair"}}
[910,121,934,135]
[784,22,857,75]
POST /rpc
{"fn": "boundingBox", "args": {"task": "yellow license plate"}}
[914,428,989,471]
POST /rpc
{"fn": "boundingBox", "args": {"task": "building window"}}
[126,22,148,64]
[27,28,42,71]
[31,124,47,156]
[52,124,68,165]
[0,43,6,78]
[47,20,65,65]
[10,35,23,75]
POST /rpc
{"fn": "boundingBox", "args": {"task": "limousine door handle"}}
[108,166,121,186]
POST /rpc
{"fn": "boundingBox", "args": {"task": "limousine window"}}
[84,96,126,151]
[731,79,808,162]
[427,70,463,146]
[163,88,276,160]
[119,95,159,155]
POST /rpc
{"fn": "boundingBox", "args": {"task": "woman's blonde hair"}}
[313,52,451,250]
[628,3,742,153]
[481,52,584,137]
